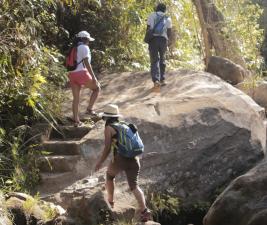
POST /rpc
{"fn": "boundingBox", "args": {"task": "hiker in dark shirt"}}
[146,3,172,92]
[95,104,151,222]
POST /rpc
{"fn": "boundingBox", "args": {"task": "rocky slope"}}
[62,69,266,205]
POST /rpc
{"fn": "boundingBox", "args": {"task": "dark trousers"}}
[149,36,167,82]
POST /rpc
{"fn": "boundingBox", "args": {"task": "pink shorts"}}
[68,69,92,86]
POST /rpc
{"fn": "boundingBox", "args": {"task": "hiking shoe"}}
[74,121,84,127]
[152,81,160,92]
[140,208,152,222]
[85,109,98,117]
[160,80,167,86]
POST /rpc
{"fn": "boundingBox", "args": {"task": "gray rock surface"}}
[73,70,266,204]
[207,56,248,85]
[57,70,266,224]
[0,192,12,225]
[52,175,137,224]
[203,159,267,225]
[3,192,66,225]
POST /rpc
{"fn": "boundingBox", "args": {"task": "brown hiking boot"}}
[152,81,160,92]
[140,208,152,222]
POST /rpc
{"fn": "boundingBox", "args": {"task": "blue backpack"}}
[153,13,167,35]
[111,122,144,158]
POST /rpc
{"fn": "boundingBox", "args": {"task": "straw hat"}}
[100,104,122,117]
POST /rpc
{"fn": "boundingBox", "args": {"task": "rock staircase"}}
[37,123,94,196]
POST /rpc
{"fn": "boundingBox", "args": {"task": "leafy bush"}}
[0,126,41,192]
[215,0,264,73]
[147,192,210,225]
[0,0,66,192]
[57,0,204,71]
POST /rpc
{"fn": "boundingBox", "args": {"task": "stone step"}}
[49,125,92,140]
[38,172,80,195]
[41,140,81,155]
[37,155,81,173]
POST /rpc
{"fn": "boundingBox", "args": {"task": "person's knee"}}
[129,182,138,191]
[93,84,101,92]
[130,186,137,191]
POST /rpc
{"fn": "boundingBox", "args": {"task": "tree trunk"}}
[192,0,246,68]
[193,0,212,67]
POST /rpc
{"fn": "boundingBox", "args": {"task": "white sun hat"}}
[76,31,95,41]
[100,104,122,118]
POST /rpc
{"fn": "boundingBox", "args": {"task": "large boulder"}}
[62,70,266,206]
[5,192,66,225]
[207,56,248,85]
[51,174,140,224]
[203,159,267,225]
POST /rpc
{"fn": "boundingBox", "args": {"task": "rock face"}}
[236,80,267,112]
[207,56,248,85]
[0,192,12,225]
[5,192,66,225]
[203,159,267,225]
[50,174,138,224]
[67,70,266,205]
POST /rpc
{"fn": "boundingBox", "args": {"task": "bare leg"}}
[132,186,146,212]
[106,179,115,203]
[85,80,100,111]
[71,84,81,122]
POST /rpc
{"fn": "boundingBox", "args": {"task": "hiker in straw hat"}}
[95,104,151,222]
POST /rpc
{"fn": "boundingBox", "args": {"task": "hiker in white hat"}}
[67,30,100,127]
[95,104,151,222]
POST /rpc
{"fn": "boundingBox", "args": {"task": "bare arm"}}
[84,57,97,81]
[95,126,113,171]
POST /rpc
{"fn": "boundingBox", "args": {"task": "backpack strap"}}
[109,122,126,156]
[110,121,129,146]
[153,13,166,32]
[76,43,86,68]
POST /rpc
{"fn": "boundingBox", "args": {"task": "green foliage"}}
[22,193,58,221]
[215,0,264,72]
[0,126,41,192]
[147,192,181,222]
[42,204,58,221]
[147,192,210,225]
[58,0,203,71]
[22,194,40,214]
[0,0,67,192]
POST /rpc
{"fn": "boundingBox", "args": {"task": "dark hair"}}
[105,117,119,126]
[156,3,166,13]
[72,37,82,46]
[72,37,88,46]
